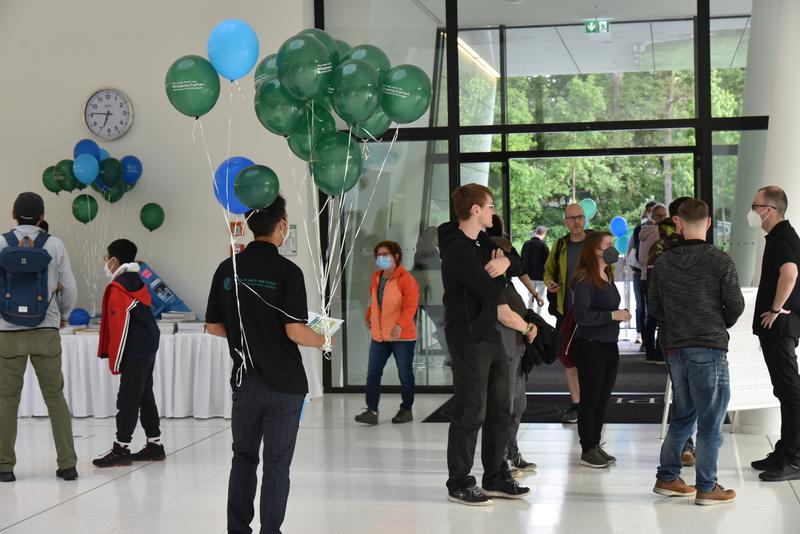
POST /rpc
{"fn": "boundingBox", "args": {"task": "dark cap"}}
[13,192,44,224]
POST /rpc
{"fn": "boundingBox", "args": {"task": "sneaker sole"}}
[447,494,494,507]
[92,461,132,468]
[482,489,531,499]
[653,487,696,497]
[391,419,413,424]
[131,457,166,462]
[579,459,609,468]
[695,497,735,506]
[354,419,378,425]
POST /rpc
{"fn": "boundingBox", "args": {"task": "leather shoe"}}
[56,467,78,481]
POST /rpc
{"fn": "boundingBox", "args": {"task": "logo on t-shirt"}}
[223,277,233,291]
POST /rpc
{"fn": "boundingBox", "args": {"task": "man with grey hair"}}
[749,185,800,482]
[521,225,548,310]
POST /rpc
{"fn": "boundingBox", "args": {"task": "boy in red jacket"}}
[93,239,164,467]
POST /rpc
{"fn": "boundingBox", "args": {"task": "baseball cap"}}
[13,192,44,224]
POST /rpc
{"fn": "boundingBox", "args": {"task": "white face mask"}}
[747,208,767,228]
[104,260,115,279]
[278,219,287,246]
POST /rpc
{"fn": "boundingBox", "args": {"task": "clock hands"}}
[89,111,113,128]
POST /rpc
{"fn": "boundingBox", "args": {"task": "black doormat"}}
[422,393,667,424]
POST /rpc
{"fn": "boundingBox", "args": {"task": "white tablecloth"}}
[19,333,233,419]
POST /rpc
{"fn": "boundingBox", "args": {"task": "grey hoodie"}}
[648,240,744,351]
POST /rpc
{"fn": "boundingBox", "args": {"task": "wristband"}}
[770,308,782,314]
[522,325,532,335]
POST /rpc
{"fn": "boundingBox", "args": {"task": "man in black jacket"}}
[521,225,548,310]
[439,183,529,506]
[648,199,744,506]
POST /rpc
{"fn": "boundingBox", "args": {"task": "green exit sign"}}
[585,18,610,33]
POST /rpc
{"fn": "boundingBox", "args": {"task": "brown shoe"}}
[681,449,696,466]
[695,484,736,506]
[653,477,697,497]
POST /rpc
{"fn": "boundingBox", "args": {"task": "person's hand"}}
[546,281,560,293]
[390,324,402,341]
[485,249,510,278]
[760,308,790,329]
[612,309,632,322]
[60,320,67,329]
[526,324,538,344]
[535,294,545,307]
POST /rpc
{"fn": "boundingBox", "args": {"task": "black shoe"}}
[354,410,378,425]
[0,471,15,482]
[391,408,413,424]
[131,442,166,462]
[759,463,800,482]
[645,355,666,365]
[448,484,493,506]
[561,405,578,424]
[56,467,78,480]
[93,442,132,468]
[482,478,531,499]
[751,451,784,471]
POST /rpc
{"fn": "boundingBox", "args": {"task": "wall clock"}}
[84,88,133,140]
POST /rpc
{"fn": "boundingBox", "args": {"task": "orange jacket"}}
[365,264,419,341]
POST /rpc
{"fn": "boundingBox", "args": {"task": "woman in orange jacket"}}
[355,240,420,425]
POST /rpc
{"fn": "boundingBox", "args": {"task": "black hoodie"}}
[438,222,523,343]
[115,271,160,358]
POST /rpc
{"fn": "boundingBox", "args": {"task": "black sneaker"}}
[597,445,617,464]
[56,467,78,480]
[645,354,666,365]
[482,478,531,499]
[0,471,15,482]
[131,442,166,462]
[93,442,132,468]
[759,463,800,482]
[391,408,413,424]
[510,456,537,472]
[448,484,493,506]
[354,410,378,425]
[561,404,578,424]
[751,451,784,471]
[580,447,609,468]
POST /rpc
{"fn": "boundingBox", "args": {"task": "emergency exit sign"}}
[585,19,610,33]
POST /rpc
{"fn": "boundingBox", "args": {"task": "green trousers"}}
[0,329,77,472]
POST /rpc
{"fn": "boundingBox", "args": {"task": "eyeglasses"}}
[102,254,110,262]
[751,204,776,211]
[564,215,586,221]
[482,204,495,211]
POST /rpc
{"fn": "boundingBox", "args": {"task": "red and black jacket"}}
[98,271,159,375]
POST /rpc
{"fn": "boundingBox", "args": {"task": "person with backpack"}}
[0,193,78,483]
[92,239,164,467]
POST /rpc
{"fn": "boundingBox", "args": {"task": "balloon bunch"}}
[254,28,433,196]
[610,216,630,254]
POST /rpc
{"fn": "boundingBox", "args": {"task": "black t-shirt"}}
[206,241,309,393]
[754,220,800,338]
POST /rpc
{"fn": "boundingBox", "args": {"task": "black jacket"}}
[115,272,160,358]
[520,310,563,374]
[521,237,549,280]
[438,222,523,343]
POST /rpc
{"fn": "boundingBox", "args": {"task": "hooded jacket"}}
[647,241,745,351]
[438,222,523,343]
[365,264,419,342]
[98,265,160,374]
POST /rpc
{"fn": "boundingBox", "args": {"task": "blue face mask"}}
[376,255,392,270]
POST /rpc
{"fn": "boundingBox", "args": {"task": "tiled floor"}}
[1,394,798,533]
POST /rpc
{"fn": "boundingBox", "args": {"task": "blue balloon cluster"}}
[69,138,143,189]
[68,308,91,326]
[214,156,253,214]
[610,216,628,237]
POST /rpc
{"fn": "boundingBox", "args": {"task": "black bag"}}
[520,310,563,376]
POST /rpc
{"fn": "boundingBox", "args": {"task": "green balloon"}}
[54,160,77,192]
[165,55,221,118]
[140,203,165,232]
[102,183,125,203]
[277,34,332,100]
[254,54,277,89]
[353,106,392,140]
[42,166,60,194]
[298,28,340,67]
[99,158,123,188]
[343,44,390,78]
[72,194,98,224]
[234,165,280,209]
[310,131,364,196]
[334,39,351,62]
[330,59,381,123]
[381,64,432,124]
[288,106,336,161]
[254,77,306,136]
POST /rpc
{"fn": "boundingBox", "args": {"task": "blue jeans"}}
[657,348,730,492]
[633,272,646,333]
[365,340,416,412]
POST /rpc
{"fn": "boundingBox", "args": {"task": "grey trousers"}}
[506,342,527,461]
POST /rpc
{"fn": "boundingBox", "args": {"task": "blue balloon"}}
[214,156,254,214]
[208,19,259,81]
[99,148,110,161]
[73,138,101,161]
[610,216,629,237]
[68,308,91,326]
[120,155,143,185]
[614,236,629,255]
[73,154,100,184]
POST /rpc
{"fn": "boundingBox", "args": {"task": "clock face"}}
[84,89,133,140]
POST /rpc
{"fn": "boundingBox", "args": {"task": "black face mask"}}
[602,247,620,265]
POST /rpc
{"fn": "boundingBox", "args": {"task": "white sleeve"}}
[56,241,78,319]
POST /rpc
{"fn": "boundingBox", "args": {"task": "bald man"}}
[543,203,587,423]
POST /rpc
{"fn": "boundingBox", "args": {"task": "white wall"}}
[0,0,326,392]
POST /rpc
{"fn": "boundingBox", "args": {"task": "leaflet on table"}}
[306,312,344,336]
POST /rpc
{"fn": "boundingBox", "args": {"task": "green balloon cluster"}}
[253,54,277,89]
[234,165,280,209]
[165,55,221,118]
[288,106,336,161]
[330,59,381,124]
[72,194,98,224]
[102,183,125,204]
[140,202,165,232]
[42,166,60,194]
[277,34,332,101]
[310,131,363,196]
[254,77,305,136]
[99,158,123,188]
[54,160,78,193]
